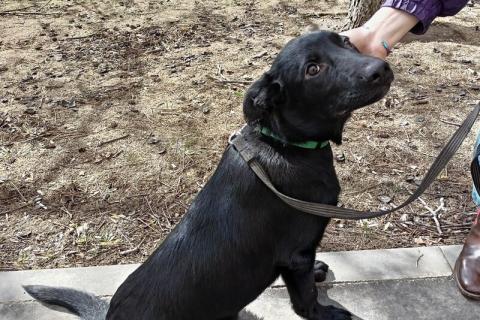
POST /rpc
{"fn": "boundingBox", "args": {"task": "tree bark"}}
[346,0,382,29]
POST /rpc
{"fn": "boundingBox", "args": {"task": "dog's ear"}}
[243,72,284,124]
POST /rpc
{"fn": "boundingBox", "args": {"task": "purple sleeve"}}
[382,0,469,34]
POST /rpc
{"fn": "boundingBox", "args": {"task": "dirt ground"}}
[0,0,479,271]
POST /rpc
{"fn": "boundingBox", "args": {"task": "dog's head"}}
[244,31,394,144]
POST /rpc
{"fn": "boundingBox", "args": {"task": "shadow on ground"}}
[404,21,480,46]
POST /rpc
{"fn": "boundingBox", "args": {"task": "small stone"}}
[400,214,408,222]
[76,223,89,237]
[414,237,426,245]
[97,63,109,74]
[378,195,392,204]
[110,122,118,128]
[378,132,389,138]
[17,231,32,238]
[415,116,425,123]
[433,47,440,53]
[202,107,210,114]
[44,140,56,149]
[147,136,159,145]
[79,171,85,176]
[78,147,86,153]
[58,99,76,109]
[252,50,268,59]
[405,175,415,182]
[412,99,428,105]
[335,152,345,162]
[24,108,36,115]
[380,205,389,212]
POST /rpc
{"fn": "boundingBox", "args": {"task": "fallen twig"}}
[302,11,348,18]
[98,134,130,147]
[119,237,145,256]
[39,0,53,10]
[416,253,424,267]
[206,75,251,85]
[0,11,60,16]
[0,5,35,14]
[9,181,27,202]
[0,203,30,215]
[439,119,461,127]
[415,195,445,235]
[61,33,99,41]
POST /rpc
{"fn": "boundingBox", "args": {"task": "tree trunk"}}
[346,0,382,29]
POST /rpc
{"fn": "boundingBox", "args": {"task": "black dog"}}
[24,31,393,320]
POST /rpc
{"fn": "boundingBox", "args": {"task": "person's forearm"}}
[363,7,419,50]
[342,7,419,59]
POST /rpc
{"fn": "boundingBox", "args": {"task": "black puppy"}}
[24,31,393,320]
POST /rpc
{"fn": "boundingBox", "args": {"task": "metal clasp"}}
[228,124,247,144]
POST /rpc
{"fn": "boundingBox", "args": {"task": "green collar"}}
[260,127,329,149]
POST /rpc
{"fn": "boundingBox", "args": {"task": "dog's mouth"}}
[337,83,392,116]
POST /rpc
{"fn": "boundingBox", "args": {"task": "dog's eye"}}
[305,63,326,77]
[306,64,320,76]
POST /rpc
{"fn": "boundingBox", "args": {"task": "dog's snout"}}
[359,59,392,85]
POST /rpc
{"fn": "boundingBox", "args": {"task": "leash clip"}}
[228,124,247,145]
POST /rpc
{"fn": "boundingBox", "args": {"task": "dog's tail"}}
[23,285,109,320]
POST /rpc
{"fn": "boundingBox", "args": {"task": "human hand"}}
[340,7,419,61]
[340,27,388,60]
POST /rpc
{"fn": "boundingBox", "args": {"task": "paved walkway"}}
[1,245,479,319]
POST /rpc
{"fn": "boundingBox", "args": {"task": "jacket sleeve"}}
[381,0,470,34]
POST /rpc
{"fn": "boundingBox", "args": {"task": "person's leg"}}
[454,131,480,299]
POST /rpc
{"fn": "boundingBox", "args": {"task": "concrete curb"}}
[0,245,462,303]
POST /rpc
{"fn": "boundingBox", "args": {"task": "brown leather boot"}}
[454,211,480,299]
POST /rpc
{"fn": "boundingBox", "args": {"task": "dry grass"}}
[0,0,479,271]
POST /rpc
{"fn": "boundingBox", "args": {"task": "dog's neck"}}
[255,112,349,145]
[259,126,330,149]
[240,125,340,204]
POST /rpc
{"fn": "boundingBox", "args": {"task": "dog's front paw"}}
[314,260,329,282]
[317,305,352,320]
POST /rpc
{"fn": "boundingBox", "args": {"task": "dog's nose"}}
[359,59,392,84]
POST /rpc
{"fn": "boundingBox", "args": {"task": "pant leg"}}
[472,130,480,206]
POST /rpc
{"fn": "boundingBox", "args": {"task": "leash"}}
[230,103,480,220]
